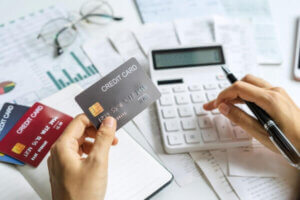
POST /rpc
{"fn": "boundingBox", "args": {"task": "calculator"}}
[149,44,252,154]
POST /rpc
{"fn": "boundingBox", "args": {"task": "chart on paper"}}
[0,6,99,108]
[45,52,99,90]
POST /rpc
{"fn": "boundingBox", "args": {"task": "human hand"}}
[47,114,118,200]
[203,74,300,152]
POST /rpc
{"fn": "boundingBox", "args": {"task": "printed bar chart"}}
[70,51,91,77]
[46,51,99,90]
[46,72,61,90]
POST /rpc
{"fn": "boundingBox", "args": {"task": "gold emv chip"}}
[89,102,104,117]
[12,143,26,154]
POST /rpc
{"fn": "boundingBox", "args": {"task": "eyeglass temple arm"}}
[82,13,123,21]
[54,27,68,56]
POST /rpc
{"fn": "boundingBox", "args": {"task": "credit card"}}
[0,103,28,165]
[0,103,73,167]
[75,58,161,129]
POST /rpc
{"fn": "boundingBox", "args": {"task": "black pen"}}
[221,66,300,169]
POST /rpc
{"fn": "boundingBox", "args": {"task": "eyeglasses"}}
[37,0,123,56]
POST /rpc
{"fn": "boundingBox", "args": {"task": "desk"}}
[1,0,299,199]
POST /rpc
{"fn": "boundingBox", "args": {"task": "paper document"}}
[109,31,148,70]
[194,147,300,200]
[214,17,257,76]
[82,39,124,76]
[227,147,298,178]
[134,0,225,23]
[0,6,99,108]
[190,151,239,200]
[227,176,298,200]
[174,18,214,45]
[133,105,202,187]
[134,23,179,54]
[222,0,282,64]
[210,149,228,174]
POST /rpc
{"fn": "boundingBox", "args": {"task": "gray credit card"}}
[75,58,161,129]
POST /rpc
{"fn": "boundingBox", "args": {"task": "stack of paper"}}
[190,147,299,200]
[221,0,282,64]
[134,0,282,64]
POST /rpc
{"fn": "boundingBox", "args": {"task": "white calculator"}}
[149,44,252,154]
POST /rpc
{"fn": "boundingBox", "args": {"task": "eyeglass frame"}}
[37,1,123,56]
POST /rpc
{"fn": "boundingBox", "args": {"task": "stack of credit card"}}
[0,102,73,167]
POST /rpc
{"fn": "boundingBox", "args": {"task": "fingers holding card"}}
[75,58,161,130]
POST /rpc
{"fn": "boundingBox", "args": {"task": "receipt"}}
[214,17,257,76]
[109,31,148,70]
[221,0,282,64]
[174,18,214,45]
[190,151,239,200]
[134,22,179,55]
[198,147,299,200]
[82,39,124,76]
[227,176,298,200]
[227,146,298,178]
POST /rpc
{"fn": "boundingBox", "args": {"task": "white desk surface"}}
[1,0,300,199]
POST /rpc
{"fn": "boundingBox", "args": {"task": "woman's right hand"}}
[203,74,300,153]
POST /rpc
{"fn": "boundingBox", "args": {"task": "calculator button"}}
[206,91,218,102]
[178,106,193,117]
[175,94,189,105]
[190,92,206,103]
[214,116,234,141]
[198,116,213,129]
[216,74,226,80]
[159,87,172,94]
[203,83,217,90]
[211,109,220,115]
[161,108,177,119]
[219,82,230,89]
[164,120,180,132]
[233,127,249,139]
[201,128,218,142]
[167,134,184,145]
[181,118,196,130]
[173,86,186,93]
[194,105,209,116]
[160,95,174,106]
[185,133,201,144]
[188,85,202,91]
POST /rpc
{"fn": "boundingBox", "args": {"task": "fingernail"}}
[219,103,230,116]
[103,117,115,128]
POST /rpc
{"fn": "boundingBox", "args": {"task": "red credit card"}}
[0,103,73,167]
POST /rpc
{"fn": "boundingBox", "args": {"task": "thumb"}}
[88,117,117,164]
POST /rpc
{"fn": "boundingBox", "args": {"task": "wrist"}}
[51,181,74,200]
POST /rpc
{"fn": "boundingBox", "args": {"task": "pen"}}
[221,66,300,169]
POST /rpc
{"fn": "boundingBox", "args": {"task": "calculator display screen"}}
[152,46,225,69]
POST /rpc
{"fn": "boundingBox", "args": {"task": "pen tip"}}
[221,66,231,75]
